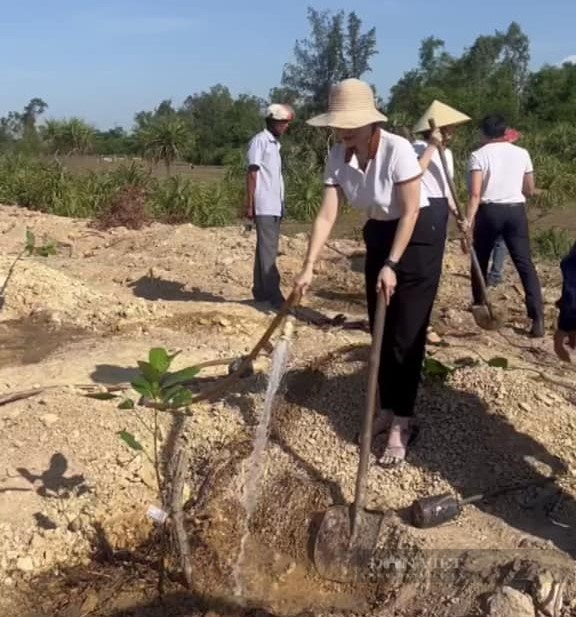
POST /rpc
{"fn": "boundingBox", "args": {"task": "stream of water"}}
[233,333,291,599]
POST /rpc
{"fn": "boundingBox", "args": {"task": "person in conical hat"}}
[412,100,470,223]
[293,78,449,466]
[412,101,471,346]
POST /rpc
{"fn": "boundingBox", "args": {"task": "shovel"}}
[313,289,386,583]
[428,119,505,331]
[411,476,557,529]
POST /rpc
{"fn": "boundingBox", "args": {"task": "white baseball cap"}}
[265,103,295,122]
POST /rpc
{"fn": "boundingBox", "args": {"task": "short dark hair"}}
[480,115,507,139]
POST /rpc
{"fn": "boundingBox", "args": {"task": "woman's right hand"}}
[293,263,314,296]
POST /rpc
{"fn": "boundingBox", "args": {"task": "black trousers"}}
[364,199,448,417]
[252,215,283,304]
[472,203,543,319]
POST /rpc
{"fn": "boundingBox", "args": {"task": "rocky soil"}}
[0,204,575,616]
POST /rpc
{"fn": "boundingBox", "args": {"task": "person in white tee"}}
[467,114,544,337]
[293,79,448,466]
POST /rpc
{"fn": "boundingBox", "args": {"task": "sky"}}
[0,0,575,129]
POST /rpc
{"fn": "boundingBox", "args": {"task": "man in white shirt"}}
[467,115,544,337]
[244,104,294,309]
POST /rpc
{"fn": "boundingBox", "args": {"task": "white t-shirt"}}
[413,140,454,200]
[323,129,427,221]
[468,142,533,204]
[246,129,284,216]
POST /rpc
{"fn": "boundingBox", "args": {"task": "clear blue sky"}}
[1,0,574,129]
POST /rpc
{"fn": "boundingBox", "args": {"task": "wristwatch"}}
[383,258,399,272]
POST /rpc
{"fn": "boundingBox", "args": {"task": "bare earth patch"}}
[0,204,575,616]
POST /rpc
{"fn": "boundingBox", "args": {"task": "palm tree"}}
[136,116,191,176]
[42,118,94,157]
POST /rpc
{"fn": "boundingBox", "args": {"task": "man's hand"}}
[554,329,576,362]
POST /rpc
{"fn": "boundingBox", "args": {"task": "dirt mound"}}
[0,204,575,616]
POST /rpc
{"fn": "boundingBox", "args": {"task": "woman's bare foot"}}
[379,417,411,466]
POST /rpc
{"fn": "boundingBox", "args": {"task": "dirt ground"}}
[0,204,575,617]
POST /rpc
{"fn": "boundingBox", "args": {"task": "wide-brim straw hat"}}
[307,78,388,129]
[413,100,471,133]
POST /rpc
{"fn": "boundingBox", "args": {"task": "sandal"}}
[379,424,420,467]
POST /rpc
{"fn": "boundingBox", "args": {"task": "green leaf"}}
[118,430,143,451]
[137,361,161,383]
[85,392,119,401]
[131,376,154,398]
[162,385,184,401]
[423,358,452,380]
[118,398,135,410]
[169,389,192,408]
[488,357,509,369]
[149,348,170,374]
[162,366,200,388]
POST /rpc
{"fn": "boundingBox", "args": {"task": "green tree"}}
[388,22,530,126]
[524,62,576,123]
[136,115,191,176]
[42,118,95,156]
[281,7,377,111]
[180,85,263,164]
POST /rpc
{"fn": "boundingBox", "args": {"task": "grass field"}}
[55,154,226,182]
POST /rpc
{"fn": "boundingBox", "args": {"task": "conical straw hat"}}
[307,79,388,129]
[413,100,471,133]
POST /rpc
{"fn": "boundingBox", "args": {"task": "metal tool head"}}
[313,504,384,583]
[227,356,254,378]
[411,493,462,529]
[471,304,507,331]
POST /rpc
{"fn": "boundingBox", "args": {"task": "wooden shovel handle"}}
[351,289,386,529]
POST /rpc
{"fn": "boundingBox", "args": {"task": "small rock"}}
[40,413,59,427]
[16,556,35,572]
[519,402,532,413]
[487,586,535,617]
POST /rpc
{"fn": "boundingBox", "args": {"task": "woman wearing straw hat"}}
[293,78,448,466]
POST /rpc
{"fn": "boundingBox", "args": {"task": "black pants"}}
[364,199,448,417]
[472,203,543,319]
[253,215,283,304]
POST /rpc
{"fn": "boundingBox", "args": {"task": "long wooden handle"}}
[192,290,301,403]
[428,119,493,309]
[351,289,386,533]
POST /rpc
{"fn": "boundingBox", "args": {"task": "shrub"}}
[533,227,574,261]
[93,185,150,230]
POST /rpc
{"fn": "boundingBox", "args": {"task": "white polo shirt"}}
[324,129,427,221]
[247,129,284,216]
[469,142,533,204]
[413,140,454,200]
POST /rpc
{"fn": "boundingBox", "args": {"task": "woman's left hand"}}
[376,265,397,305]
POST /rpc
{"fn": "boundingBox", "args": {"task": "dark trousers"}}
[364,199,448,417]
[472,203,543,319]
[253,215,283,304]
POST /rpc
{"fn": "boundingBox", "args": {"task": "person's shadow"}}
[284,345,576,556]
[17,452,89,498]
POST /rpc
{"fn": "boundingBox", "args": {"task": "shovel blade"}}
[313,505,383,583]
[471,304,506,331]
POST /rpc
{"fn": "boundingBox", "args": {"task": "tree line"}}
[0,9,575,171]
